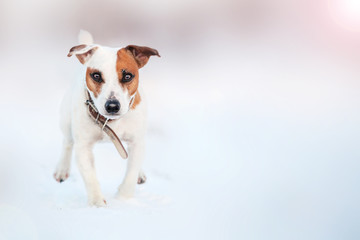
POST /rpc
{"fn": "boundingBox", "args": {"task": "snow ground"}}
[0,33,360,240]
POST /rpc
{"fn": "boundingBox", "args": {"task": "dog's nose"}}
[105,99,120,114]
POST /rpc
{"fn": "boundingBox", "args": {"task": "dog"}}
[53,30,160,207]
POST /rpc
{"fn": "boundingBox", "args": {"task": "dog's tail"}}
[78,29,94,45]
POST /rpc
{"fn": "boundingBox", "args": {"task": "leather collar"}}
[85,90,128,159]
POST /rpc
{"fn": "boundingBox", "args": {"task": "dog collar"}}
[85,90,128,159]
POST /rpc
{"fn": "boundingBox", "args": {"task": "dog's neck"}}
[84,89,128,159]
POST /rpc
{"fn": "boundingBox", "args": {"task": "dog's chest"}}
[104,107,145,143]
[96,122,129,144]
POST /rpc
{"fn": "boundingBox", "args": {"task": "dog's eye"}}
[90,72,103,83]
[122,72,134,83]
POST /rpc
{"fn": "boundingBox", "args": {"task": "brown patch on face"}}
[116,48,140,97]
[86,68,103,98]
[131,91,141,110]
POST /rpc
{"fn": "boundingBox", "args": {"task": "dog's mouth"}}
[103,113,122,120]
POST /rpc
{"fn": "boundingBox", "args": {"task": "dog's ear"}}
[67,44,98,64]
[125,45,160,68]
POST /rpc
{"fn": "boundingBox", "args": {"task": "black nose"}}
[105,99,120,114]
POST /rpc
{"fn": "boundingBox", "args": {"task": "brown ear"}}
[67,44,98,64]
[126,45,160,68]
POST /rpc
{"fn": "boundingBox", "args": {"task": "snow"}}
[1,40,359,239]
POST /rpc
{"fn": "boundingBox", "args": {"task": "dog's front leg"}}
[75,142,106,207]
[116,140,144,199]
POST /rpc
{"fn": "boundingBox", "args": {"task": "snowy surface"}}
[0,1,360,238]
[0,39,359,239]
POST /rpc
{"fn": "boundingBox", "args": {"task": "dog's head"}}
[68,42,159,119]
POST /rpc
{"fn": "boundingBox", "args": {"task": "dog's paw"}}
[137,172,147,184]
[116,185,135,199]
[88,196,107,207]
[53,168,69,183]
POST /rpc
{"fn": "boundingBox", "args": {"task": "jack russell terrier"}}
[53,30,160,207]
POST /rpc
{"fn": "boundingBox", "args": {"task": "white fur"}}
[78,29,94,45]
[54,31,147,207]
